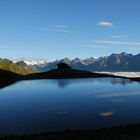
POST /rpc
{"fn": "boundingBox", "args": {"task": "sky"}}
[0,0,140,61]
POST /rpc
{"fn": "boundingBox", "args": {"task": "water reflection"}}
[99,111,115,117]
[97,91,140,98]
[56,79,72,88]
[54,78,133,88]
[0,77,140,134]
[110,78,132,85]
[0,77,134,90]
[111,99,125,103]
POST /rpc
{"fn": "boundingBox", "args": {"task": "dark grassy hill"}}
[0,69,23,88]
[25,68,115,80]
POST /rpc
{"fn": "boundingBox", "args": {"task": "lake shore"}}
[1,122,140,140]
[24,69,140,83]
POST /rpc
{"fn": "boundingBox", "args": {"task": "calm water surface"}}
[0,78,140,135]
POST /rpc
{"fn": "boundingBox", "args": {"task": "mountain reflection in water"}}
[0,77,133,89]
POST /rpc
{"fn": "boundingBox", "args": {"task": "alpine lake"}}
[0,77,140,135]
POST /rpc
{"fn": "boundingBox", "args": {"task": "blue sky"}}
[0,0,140,61]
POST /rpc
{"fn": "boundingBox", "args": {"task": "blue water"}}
[0,78,140,135]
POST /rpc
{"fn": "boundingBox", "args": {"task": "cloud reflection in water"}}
[97,91,140,98]
[99,111,115,117]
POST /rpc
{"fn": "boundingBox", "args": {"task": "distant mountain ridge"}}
[26,52,140,72]
[1,52,140,74]
[13,59,47,65]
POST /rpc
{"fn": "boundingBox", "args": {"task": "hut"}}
[57,62,71,70]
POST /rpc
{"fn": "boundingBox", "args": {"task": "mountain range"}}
[0,52,140,75]
[20,52,140,72]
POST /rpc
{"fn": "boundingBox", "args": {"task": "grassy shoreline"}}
[1,123,140,140]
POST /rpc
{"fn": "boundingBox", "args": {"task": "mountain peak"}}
[72,58,81,63]
[120,52,128,55]
[110,52,130,57]
[60,57,71,65]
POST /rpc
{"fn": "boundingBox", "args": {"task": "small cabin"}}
[57,63,71,70]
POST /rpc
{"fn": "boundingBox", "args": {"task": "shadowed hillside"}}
[0,69,23,89]
[25,69,116,80]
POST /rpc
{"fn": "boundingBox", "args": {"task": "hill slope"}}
[0,69,23,88]
[0,58,36,75]
[25,68,115,80]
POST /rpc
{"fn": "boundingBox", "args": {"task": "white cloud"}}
[2,50,17,55]
[39,24,72,33]
[82,45,109,49]
[38,27,48,31]
[111,35,128,39]
[92,40,140,46]
[97,21,113,27]
[53,24,69,28]
[48,28,71,33]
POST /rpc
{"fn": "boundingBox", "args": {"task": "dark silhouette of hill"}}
[25,68,116,80]
[24,67,140,83]
[129,77,140,82]
[0,69,23,89]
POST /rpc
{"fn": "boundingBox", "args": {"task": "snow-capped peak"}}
[23,60,47,65]
[12,59,47,65]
